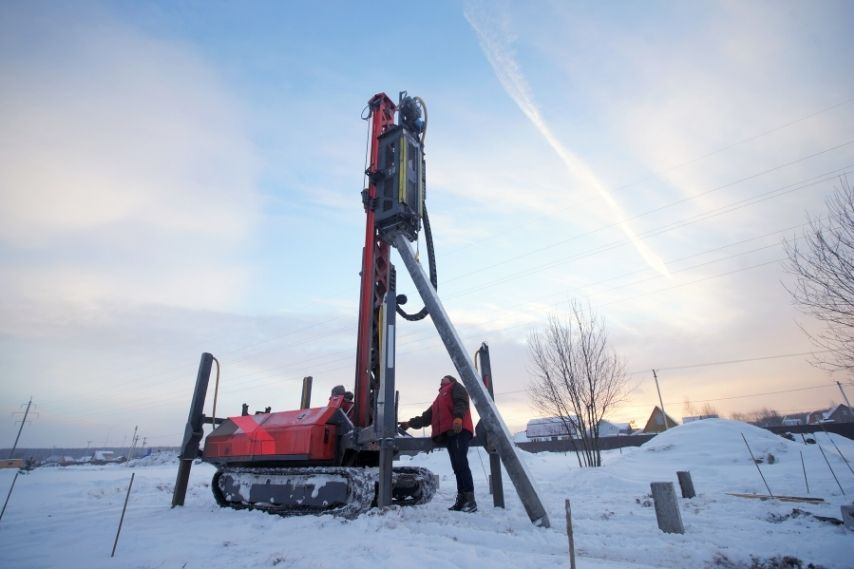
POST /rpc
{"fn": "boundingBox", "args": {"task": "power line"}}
[642,350,832,373]
[445,163,854,299]
[48,239,818,418]
[603,257,784,306]
[23,153,854,418]
[35,155,853,408]
[57,242,816,416]
[445,94,854,258]
[443,139,854,285]
[678,384,834,404]
[401,352,834,407]
[614,96,854,189]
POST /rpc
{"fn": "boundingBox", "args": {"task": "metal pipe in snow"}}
[740,433,774,498]
[817,443,846,495]
[0,471,21,523]
[111,472,135,558]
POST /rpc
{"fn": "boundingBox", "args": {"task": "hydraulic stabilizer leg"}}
[478,343,505,509]
[377,268,398,508]
[392,234,551,528]
[172,352,214,507]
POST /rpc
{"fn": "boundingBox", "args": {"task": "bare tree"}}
[785,177,854,370]
[699,402,718,417]
[682,399,717,418]
[682,398,695,418]
[731,408,782,426]
[527,301,629,467]
[752,408,783,427]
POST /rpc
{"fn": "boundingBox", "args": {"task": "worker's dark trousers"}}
[447,429,474,493]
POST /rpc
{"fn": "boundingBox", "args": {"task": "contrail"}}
[464,4,670,277]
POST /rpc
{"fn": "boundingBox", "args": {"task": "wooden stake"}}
[650,482,684,534]
[111,472,135,557]
[677,471,695,499]
[800,451,809,494]
[726,492,824,504]
[565,499,576,569]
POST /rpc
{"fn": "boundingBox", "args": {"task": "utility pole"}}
[126,426,139,461]
[652,370,668,431]
[838,381,853,420]
[9,397,33,459]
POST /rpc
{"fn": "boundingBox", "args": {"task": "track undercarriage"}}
[212,465,438,518]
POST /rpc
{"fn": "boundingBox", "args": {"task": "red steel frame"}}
[353,93,397,429]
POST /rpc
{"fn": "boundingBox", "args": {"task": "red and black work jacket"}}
[408,380,474,440]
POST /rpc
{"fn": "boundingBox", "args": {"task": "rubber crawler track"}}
[212,465,437,518]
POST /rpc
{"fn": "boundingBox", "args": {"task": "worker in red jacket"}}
[399,375,476,513]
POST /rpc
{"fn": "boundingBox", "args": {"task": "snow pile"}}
[0,420,851,569]
[125,449,179,468]
[612,419,823,494]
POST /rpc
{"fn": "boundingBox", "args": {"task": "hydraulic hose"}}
[396,206,437,321]
[413,95,428,146]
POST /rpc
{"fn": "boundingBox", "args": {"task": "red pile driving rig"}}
[171,92,551,527]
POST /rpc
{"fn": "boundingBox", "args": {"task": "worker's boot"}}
[460,491,477,513]
[448,493,465,511]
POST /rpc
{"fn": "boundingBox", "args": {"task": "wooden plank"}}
[0,459,23,469]
[726,492,825,504]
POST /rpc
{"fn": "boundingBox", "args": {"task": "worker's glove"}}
[398,421,410,430]
[452,418,463,434]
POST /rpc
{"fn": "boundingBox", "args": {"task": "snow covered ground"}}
[0,420,851,569]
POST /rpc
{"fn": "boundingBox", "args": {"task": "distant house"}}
[93,450,115,462]
[90,450,125,465]
[682,414,719,424]
[525,416,581,441]
[808,404,854,424]
[597,420,632,437]
[643,406,678,433]
[806,410,826,424]
[526,417,634,440]
[781,413,809,426]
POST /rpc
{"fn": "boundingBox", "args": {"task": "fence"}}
[766,422,854,439]
[517,422,854,454]
[518,434,656,453]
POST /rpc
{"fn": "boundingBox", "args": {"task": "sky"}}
[1,0,854,448]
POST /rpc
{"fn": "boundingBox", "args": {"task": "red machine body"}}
[204,397,352,465]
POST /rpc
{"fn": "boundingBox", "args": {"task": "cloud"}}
[541,1,854,220]
[0,3,259,310]
[463,1,670,277]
